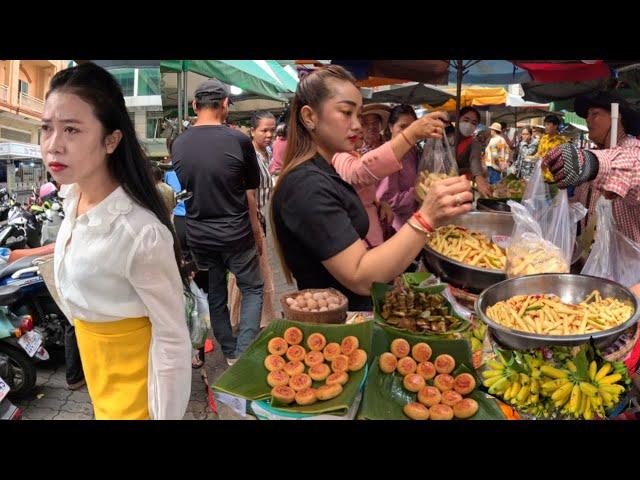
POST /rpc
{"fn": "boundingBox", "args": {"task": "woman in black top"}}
[271,66,473,310]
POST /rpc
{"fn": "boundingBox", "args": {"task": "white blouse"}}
[54,183,191,420]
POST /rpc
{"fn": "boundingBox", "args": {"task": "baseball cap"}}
[194,78,234,104]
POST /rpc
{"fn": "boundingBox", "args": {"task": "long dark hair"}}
[46,62,189,291]
[271,65,357,282]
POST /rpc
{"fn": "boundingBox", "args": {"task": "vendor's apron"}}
[74,316,151,420]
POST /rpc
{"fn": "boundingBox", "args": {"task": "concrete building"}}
[107,67,166,158]
[0,60,69,197]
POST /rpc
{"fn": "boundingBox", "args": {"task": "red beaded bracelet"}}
[413,212,434,232]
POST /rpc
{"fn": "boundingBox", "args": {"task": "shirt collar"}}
[309,154,342,179]
[63,183,133,234]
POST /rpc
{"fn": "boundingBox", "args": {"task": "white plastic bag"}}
[417,137,458,176]
[415,136,459,202]
[185,280,209,349]
[581,197,640,288]
[506,161,586,278]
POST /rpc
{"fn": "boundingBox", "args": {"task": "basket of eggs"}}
[280,288,348,324]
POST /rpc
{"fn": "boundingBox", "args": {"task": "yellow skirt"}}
[74,316,151,420]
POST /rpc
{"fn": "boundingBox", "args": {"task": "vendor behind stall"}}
[542,91,640,245]
[271,66,473,310]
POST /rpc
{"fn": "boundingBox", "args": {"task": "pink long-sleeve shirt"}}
[332,142,401,247]
[376,147,419,232]
[269,137,287,175]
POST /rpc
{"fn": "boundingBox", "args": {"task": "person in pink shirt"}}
[269,123,287,175]
[332,108,449,247]
[376,104,420,232]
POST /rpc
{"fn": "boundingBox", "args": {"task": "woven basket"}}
[279,288,348,324]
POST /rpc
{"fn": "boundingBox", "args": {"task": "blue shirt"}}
[164,170,185,216]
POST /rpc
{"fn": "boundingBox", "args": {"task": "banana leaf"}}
[371,276,471,337]
[212,318,373,416]
[358,326,505,420]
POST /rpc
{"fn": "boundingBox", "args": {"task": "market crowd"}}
[38,62,640,419]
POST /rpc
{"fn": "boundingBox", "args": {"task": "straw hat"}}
[362,103,391,130]
[489,122,503,133]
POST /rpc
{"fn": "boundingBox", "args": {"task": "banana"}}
[483,374,506,387]
[599,383,625,395]
[598,389,614,407]
[540,365,568,379]
[542,378,569,391]
[583,399,593,420]
[567,385,581,414]
[482,369,503,379]
[530,377,539,395]
[598,373,622,385]
[487,360,505,370]
[551,381,573,403]
[578,391,589,417]
[595,363,612,382]
[589,361,597,381]
[590,394,602,408]
[517,384,531,403]
[505,381,521,401]
[566,360,577,373]
[528,393,539,405]
[489,376,510,394]
[579,382,598,398]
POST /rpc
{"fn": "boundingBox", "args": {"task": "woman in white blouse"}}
[40,63,192,420]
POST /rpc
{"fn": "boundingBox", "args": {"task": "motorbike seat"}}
[0,255,40,280]
[0,284,22,304]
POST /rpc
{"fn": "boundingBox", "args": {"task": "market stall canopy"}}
[448,61,532,84]
[423,87,509,111]
[88,60,297,101]
[330,60,451,85]
[365,82,454,106]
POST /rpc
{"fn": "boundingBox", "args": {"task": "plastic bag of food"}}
[185,280,209,349]
[581,197,640,288]
[506,161,586,278]
[415,137,458,201]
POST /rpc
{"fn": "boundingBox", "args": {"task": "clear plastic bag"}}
[185,280,209,349]
[415,136,458,201]
[581,197,640,288]
[506,161,586,278]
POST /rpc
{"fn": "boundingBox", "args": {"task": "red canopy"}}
[515,61,612,83]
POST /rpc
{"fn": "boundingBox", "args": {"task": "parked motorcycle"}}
[0,255,66,354]
[0,283,49,398]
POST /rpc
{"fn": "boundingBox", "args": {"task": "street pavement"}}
[15,220,292,420]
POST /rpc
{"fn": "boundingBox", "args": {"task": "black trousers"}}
[65,323,84,384]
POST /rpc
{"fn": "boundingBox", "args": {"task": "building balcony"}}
[18,92,44,113]
[0,84,8,103]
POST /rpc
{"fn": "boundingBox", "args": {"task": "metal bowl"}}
[475,273,640,349]
[476,198,513,213]
[422,211,583,293]
[422,211,513,293]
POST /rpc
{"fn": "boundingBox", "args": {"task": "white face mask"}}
[459,121,476,137]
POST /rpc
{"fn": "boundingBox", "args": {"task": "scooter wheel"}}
[0,343,37,399]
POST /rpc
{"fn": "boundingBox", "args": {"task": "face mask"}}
[459,121,476,137]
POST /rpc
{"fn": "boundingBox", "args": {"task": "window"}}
[110,68,135,97]
[18,80,28,95]
[138,68,161,96]
[146,111,163,139]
